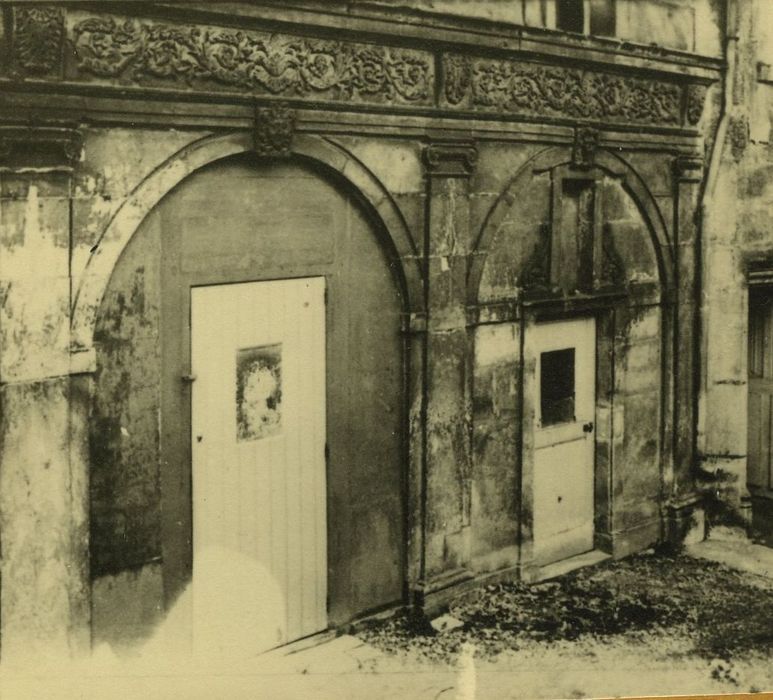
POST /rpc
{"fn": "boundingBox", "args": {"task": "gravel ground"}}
[357,549,773,690]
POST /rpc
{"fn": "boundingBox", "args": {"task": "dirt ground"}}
[2,546,772,700]
[356,549,773,698]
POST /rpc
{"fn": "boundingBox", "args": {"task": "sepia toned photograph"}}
[0,0,772,698]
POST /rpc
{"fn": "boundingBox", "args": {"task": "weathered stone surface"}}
[0,377,89,664]
[472,323,520,562]
[91,563,164,652]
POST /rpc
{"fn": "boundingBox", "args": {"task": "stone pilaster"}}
[668,154,704,530]
[0,125,90,664]
[413,140,477,607]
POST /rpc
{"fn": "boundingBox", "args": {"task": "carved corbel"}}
[0,126,82,170]
[571,127,600,170]
[685,84,709,126]
[423,141,478,177]
[253,103,297,157]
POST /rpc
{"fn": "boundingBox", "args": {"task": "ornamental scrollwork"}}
[71,16,434,106]
[11,7,65,75]
[442,54,682,126]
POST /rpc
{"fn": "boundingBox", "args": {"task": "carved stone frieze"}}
[0,126,82,169]
[685,83,708,126]
[0,9,713,130]
[441,53,682,126]
[571,127,600,169]
[254,103,296,157]
[423,141,478,177]
[11,7,65,75]
[70,15,434,107]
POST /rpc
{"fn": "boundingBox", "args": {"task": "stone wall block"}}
[0,378,88,663]
[0,275,71,382]
[702,384,748,457]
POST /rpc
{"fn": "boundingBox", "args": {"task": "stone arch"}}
[71,131,423,354]
[87,131,417,645]
[467,145,674,304]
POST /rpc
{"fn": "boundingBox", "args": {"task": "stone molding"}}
[0,126,82,169]
[0,7,713,130]
[423,141,478,177]
[254,103,296,157]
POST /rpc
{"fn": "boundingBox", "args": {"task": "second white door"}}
[529,317,596,566]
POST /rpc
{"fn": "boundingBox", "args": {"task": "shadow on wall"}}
[94,547,286,671]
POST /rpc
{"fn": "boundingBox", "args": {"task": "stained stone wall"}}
[699,0,773,540]
[0,0,721,661]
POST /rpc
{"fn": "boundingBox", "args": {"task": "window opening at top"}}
[590,0,616,36]
[556,0,584,33]
[556,0,616,37]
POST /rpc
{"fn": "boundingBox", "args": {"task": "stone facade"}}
[0,0,743,661]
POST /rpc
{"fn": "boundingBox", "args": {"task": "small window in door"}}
[541,348,576,425]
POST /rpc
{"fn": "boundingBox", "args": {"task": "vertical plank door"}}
[190,277,327,657]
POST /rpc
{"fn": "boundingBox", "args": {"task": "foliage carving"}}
[71,16,434,106]
[442,54,682,126]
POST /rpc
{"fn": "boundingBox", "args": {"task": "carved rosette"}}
[254,104,296,157]
[423,141,478,177]
[571,127,600,169]
[11,7,65,75]
[71,16,434,107]
[685,84,708,126]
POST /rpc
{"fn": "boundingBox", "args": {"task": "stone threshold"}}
[534,549,612,583]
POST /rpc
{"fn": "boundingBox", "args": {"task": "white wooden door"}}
[529,317,596,566]
[190,277,327,657]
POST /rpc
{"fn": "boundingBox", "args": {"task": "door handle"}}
[583,422,594,433]
[181,373,197,383]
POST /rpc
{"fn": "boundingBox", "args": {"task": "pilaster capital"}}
[0,125,82,170]
[673,154,703,183]
[423,140,478,178]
